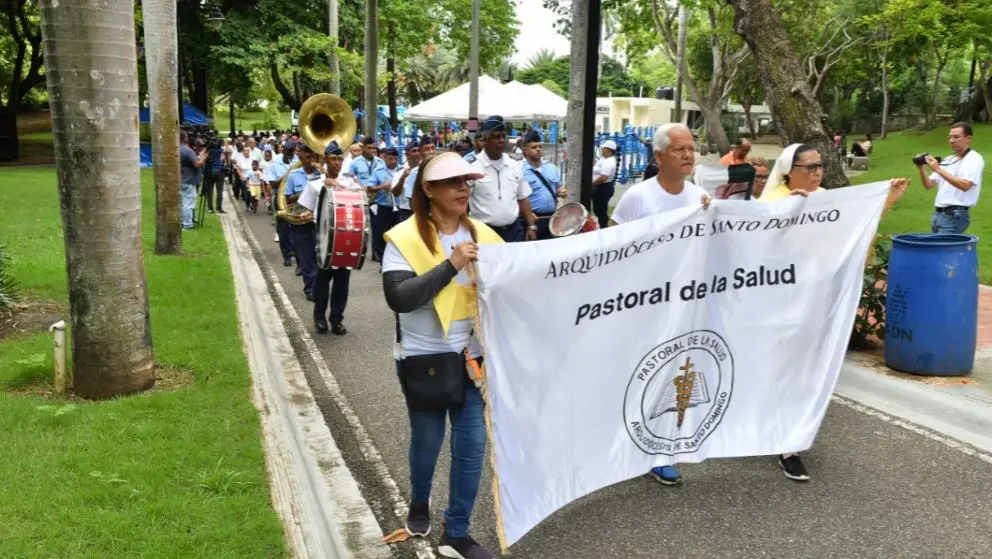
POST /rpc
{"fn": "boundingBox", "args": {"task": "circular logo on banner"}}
[623,330,735,455]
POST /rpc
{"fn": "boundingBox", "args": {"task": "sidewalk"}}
[839,285,992,454]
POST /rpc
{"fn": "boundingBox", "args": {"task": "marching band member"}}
[392,141,423,223]
[350,136,394,262]
[295,141,363,334]
[282,142,324,301]
[520,129,567,240]
[611,123,711,487]
[382,151,503,559]
[266,141,296,267]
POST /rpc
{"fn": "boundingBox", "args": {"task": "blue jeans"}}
[181,182,197,228]
[931,207,970,234]
[402,363,486,539]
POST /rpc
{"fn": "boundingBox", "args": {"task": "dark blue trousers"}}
[591,181,615,228]
[289,222,317,296]
[277,218,294,262]
[313,267,351,326]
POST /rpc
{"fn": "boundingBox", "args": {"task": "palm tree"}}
[526,48,558,70]
[363,0,378,136]
[142,0,182,255]
[38,0,156,399]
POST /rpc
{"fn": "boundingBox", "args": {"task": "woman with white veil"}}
[759,142,910,482]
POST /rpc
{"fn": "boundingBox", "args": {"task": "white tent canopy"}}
[405,75,568,122]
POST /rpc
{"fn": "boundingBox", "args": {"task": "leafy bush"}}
[850,235,890,349]
[0,244,18,315]
[259,104,281,130]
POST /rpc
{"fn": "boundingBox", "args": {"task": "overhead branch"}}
[270,62,299,110]
[806,19,863,96]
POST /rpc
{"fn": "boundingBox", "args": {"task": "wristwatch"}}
[528,224,538,231]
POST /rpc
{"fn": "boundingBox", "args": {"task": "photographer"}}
[179,131,208,230]
[916,122,984,234]
[201,138,226,214]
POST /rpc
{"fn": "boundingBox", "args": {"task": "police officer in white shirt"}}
[591,140,619,228]
[916,121,984,234]
[467,115,538,242]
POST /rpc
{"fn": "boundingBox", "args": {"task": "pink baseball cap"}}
[423,152,485,182]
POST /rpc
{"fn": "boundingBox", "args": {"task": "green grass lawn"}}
[852,124,990,283]
[0,168,286,557]
[213,108,293,134]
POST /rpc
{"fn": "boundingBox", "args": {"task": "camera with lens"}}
[912,153,941,166]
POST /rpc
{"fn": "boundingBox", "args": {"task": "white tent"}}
[405,76,568,122]
[503,81,568,121]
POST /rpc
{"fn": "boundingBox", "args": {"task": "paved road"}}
[235,206,992,559]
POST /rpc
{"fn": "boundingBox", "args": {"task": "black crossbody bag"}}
[395,314,467,411]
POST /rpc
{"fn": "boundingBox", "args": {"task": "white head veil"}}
[761,143,802,198]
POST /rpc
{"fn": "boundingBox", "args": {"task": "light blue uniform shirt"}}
[349,156,386,188]
[522,159,562,215]
[372,165,397,206]
[284,168,314,197]
[464,151,481,164]
[264,159,292,183]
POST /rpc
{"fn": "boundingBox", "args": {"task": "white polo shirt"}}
[594,155,618,183]
[468,151,531,227]
[931,150,984,208]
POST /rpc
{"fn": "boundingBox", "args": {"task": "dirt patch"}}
[0,300,66,342]
[848,346,981,388]
[6,362,194,400]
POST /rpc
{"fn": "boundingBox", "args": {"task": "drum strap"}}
[531,169,558,202]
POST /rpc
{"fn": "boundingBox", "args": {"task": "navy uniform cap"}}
[481,115,505,132]
[324,141,343,155]
[522,129,542,144]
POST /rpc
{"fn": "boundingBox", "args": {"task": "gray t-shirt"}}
[180,145,201,185]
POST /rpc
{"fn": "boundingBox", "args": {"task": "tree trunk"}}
[38,0,156,399]
[328,0,340,95]
[979,59,992,123]
[728,0,847,189]
[743,99,755,137]
[363,0,378,137]
[927,51,948,128]
[700,104,730,155]
[229,96,235,135]
[880,48,889,138]
[387,56,399,131]
[142,0,182,255]
[564,0,596,208]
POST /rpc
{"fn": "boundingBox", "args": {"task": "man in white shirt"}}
[391,141,422,222]
[916,122,984,234]
[609,123,711,488]
[591,139,620,228]
[341,143,363,178]
[298,141,362,335]
[468,115,538,242]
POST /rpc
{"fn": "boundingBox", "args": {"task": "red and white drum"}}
[549,202,600,237]
[316,188,369,270]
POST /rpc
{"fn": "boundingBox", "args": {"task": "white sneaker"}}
[274,233,279,243]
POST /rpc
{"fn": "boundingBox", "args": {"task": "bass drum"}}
[316,188,370,270]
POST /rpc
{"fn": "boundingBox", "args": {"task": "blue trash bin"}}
[884,234,979,376]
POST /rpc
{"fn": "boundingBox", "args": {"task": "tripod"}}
[196,181,209,229]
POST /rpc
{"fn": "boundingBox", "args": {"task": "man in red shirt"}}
[719,138,751,166]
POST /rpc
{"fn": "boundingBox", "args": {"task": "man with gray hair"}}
[609,122,710,488]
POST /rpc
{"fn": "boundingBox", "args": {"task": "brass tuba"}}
[276,93,357,224]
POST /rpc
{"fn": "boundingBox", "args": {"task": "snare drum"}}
[316,188,370,270]
[549,202,600,237]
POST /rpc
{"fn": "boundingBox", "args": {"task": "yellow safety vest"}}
[384,217,503,336]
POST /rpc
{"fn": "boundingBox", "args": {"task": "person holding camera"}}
[916,122,984,234]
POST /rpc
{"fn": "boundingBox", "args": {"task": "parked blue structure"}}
[884,234,980,376]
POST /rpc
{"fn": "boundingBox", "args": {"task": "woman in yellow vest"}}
[382,151,503,559]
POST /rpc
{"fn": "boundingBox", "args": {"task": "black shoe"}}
[217,209,227,214]
[404,501,430,537]
[305,292,315,302]
[331,323,347,335]
[438,532,491,559]
[314,319,328,334]
[295,266,302,276]
[779,454,810,482]
[283,258,293,267]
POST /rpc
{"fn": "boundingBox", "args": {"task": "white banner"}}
[475,183,890,547]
